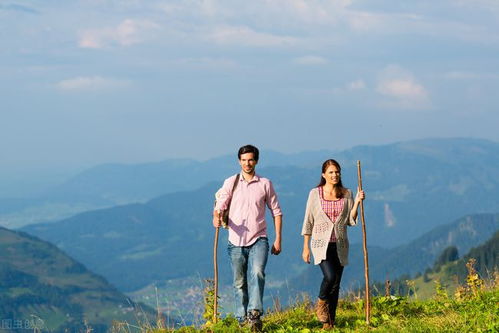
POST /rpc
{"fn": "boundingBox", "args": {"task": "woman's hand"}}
[302,247,311,264]
[355,189,366,203]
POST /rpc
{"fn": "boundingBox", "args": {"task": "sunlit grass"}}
[112,261,498,333]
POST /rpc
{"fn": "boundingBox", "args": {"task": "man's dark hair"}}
[238,145,260,162]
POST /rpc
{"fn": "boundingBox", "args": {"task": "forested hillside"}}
[372,230,499,298]
[0,227,157,332]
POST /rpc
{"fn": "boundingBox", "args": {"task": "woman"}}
[301,159,365,329]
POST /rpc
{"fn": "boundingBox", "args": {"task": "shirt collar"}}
[239,172,260,183]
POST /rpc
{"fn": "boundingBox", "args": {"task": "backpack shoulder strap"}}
[230,173,240,195]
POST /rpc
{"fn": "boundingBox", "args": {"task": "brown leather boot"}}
[316,299,330,324]
[322,322,333,330]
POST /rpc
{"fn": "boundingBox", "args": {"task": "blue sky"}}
[1,0,499,178]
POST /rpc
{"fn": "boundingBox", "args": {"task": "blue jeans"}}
[227,237,269,320]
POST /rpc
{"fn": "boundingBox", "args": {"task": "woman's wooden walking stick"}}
[357,160,371,324]
[213,226,220,324]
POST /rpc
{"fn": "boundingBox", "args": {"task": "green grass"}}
[113,271,499,333]
[406,262,462,299]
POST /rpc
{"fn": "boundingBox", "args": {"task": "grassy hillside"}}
[373,230,499,300]
[0,226,157,332]
[116,272,499,332]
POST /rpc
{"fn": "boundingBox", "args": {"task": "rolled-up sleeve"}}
[347,190,358,226]
[301,190,314,235]
[214,177,233,211]
[266,180,282,217]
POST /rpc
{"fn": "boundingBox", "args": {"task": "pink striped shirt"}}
[215,173,282,247]
[318,186,345,242]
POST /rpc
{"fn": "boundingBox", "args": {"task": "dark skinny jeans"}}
[318,242,344,323]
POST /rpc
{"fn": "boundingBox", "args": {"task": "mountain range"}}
[5,137,499,232]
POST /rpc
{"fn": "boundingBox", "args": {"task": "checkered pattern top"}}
[301,187,357,265]
[318,186,345,242]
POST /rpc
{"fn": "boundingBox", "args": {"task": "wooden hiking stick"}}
[212,174,238,324]
[357,160,371,324]
[213,226,220,324]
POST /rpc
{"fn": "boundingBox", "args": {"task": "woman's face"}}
[322,164,341,186]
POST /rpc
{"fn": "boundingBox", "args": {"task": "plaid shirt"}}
[318,186,345,242]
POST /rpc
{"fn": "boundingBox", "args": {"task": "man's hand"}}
[271,239,281,255]
[212,211,222,228]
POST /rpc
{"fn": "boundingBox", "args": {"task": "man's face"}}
[239,152,258,174]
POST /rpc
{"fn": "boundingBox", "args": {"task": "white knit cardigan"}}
[301,187,357,266]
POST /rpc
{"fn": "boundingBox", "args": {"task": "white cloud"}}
[376,65,430,109]
[378,79,427,99]
[56,76,131,91]
[79,19,160,49]
[208,25,298,47]
[384,203,396,227]
[69,1,499,53]
[293,55,328,65]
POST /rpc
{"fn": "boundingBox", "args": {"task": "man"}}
[213,144,283,330]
